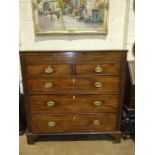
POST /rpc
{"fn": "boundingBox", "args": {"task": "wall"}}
[19,0,128,50]
[125,0,135,61]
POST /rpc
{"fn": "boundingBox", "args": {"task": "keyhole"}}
[73,116,76,120]
[73,78,75,83]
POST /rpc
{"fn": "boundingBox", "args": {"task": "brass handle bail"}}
[46,101,55,107]
[94,82,103,88]
[48,121,56,127]
[94,65,103,73]
[93,101,103,106]
[44,82,53,88]
[93,120,101,125]
[45,66,54,74]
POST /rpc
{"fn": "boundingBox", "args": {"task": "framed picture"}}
[32,0,109,34]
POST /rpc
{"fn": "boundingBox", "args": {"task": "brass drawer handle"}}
[93,101,103,106]
[94,82,103,88]
[94,65,103,73]
[44,82,53,88]
[46,101,55,107]
[93,120,101,125]
[48,121,56,127]
[45,66,54,74]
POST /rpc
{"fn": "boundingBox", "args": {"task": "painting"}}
[32,0,109,34]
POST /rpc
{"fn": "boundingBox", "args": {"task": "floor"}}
[19,135,135,155]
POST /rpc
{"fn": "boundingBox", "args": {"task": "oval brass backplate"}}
[93,120,101,125]
[46,101,55,107]
[94,82,103,88]
[48,121,56,127]
[93,101,103,106]
[94,66,103,73]
[44,82,53,88]
[45,66,54,74]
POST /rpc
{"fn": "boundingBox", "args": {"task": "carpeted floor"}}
[19,135,135,155]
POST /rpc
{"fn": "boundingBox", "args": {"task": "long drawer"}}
[28,95,119,113]
[23,51,123,63]
[30,113,118,133]
[27,76,120,94]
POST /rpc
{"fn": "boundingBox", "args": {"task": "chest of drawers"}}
[20,50,127,144]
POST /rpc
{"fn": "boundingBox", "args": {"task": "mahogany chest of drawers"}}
[20,50,127,144]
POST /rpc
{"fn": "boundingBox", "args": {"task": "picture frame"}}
[32,0,109,35]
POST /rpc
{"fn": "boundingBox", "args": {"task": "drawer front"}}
[23,52,123,63]
[28,95,119,113]
[76,63,121,75]
[30,113,118,133]
[27,77,120,94]
[26,64,72,77]
[27,78,73,94]
[74,77,120,93]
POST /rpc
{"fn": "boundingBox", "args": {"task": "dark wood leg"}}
[122,132,127,140]
[111,133,121,143]
[27,135,35,145]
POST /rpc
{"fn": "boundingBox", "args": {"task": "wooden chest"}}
[20,50,127,144]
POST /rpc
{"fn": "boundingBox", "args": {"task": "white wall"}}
[19,0,128,51]
[126,0,135,50]
[126,0,135,61]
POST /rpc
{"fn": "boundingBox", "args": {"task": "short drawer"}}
[75,63,121,75]
[30,113,118,133]
[26,64,72,77]
[28,95,119,113]
[27,76,120,94]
